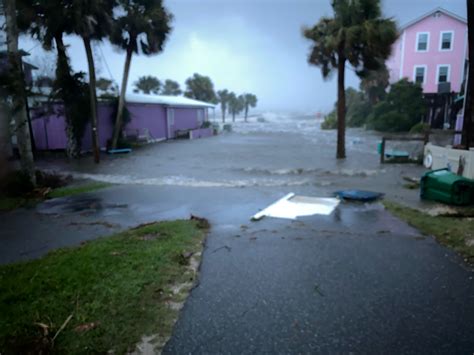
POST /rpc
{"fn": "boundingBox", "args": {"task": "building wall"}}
[387,11,467,93]
[126,103,167,141]
[173,107,204,131]
[31,102,207,151]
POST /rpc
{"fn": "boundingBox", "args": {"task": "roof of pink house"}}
[400,7,466,30]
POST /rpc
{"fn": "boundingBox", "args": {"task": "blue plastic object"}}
[334,190,384,202]
[107,148,132,154]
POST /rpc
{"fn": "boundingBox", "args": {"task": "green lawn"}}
[384,201,474,265]
[0,219,208,354]
[47,182,112,199]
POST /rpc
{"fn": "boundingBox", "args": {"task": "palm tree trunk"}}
[221,103,225,123]
[54,34,78,159]
[83,37,100,163]
[245,105,248,122]
[336,53,346,159]
[112,47,133,150]
[232,112,235,122]
[4,0,36,185]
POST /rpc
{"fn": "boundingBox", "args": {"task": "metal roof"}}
[400,7,467,30]
[125,93,216,108]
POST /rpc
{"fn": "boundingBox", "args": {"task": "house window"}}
[437,65,450,83]
[168,108,175,124]
[416,32,429,52]
[197,109,204,123]
[414,66,426,84]
[439,31,453,51]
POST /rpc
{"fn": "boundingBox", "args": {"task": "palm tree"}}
[17,0,88,159]
[133,75,161,94]
[228,92,244,122]
[3,0,35,184]
[109,0,172,150]
[217,89,230,123]
[184,73,217,103]
[242,93,257,122]
[161,79,181,95]
[71,0,114,163]
[303,0,397,159]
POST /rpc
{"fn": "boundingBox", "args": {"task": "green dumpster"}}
[420,169,474,206]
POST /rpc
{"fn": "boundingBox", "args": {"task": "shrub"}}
[367,79,426,132]
[223,124,232,132]
[201,121,211,129]
[409,122,430,134]
[0,171,34,197]
[321,111,337,130]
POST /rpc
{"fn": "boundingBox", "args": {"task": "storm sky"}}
[14,0,468,112]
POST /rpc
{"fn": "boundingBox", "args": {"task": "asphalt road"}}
[1,115,473,353]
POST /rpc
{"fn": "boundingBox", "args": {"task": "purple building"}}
[31,94,216,151]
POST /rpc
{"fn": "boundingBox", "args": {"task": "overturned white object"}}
[252,193,340,221]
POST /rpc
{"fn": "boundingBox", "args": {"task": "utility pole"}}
[463,0,473,149]
[3,0,36,184]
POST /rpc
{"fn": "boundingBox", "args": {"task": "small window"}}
[197,109,204,123]
[416,32,429,51]
[414,66,425,84]
[168,108,175,124]
[438,65,449,83]
[440,31,453,50]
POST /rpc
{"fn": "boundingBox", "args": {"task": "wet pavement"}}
[1,113,473,352]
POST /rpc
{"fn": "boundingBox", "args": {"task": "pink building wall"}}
[31,102,209,151]
[387,9,467,93]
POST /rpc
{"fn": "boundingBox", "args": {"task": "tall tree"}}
[184,73,217,103]
[228,92,244,122]
[71,0,114,163]
[17,0,88,159]
[217,89,230,123]
[359,62,389,105]
[133,75,161,94]
[109,0,172,150]
[303,0,397,159]
[242,93,257,122]
[3,0,35,184]
[161,79,181,95]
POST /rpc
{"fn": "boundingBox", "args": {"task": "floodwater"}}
[37,112,426,205]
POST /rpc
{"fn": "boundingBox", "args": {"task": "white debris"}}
[252,193,340,221]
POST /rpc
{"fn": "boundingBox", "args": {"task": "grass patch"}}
[384,201,474,264]
[0,219,208,353]
[47,182,112,199]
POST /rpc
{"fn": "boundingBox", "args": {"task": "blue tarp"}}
[334,190,384,202]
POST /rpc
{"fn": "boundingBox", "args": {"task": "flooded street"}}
[3,114,473,353]
[38,113,426,207]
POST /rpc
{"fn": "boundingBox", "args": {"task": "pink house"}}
[386,7,468,94]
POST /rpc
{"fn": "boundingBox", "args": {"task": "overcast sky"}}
[15,0,468,112]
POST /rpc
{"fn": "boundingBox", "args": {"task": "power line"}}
[97,43,115,82]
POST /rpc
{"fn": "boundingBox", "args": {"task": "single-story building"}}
[31,93,216,151]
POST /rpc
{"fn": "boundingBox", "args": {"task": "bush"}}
[321,111,337,130]
[0,171,34,197]
[367,79,426,132]
[223,124,232,132]
[409,122,430,134]
[201,121,211,128]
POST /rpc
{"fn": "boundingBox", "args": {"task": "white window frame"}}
[439,30,454,51]
[415,32,430,52]
[436,64,451,84]
[413,65,427,84]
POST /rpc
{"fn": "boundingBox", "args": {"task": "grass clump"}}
[47,182,111,199]
[0,219,208,354]
[384,201,474,264]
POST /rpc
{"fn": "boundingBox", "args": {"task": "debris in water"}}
[334,190,384,202]
[251,193,340,221]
